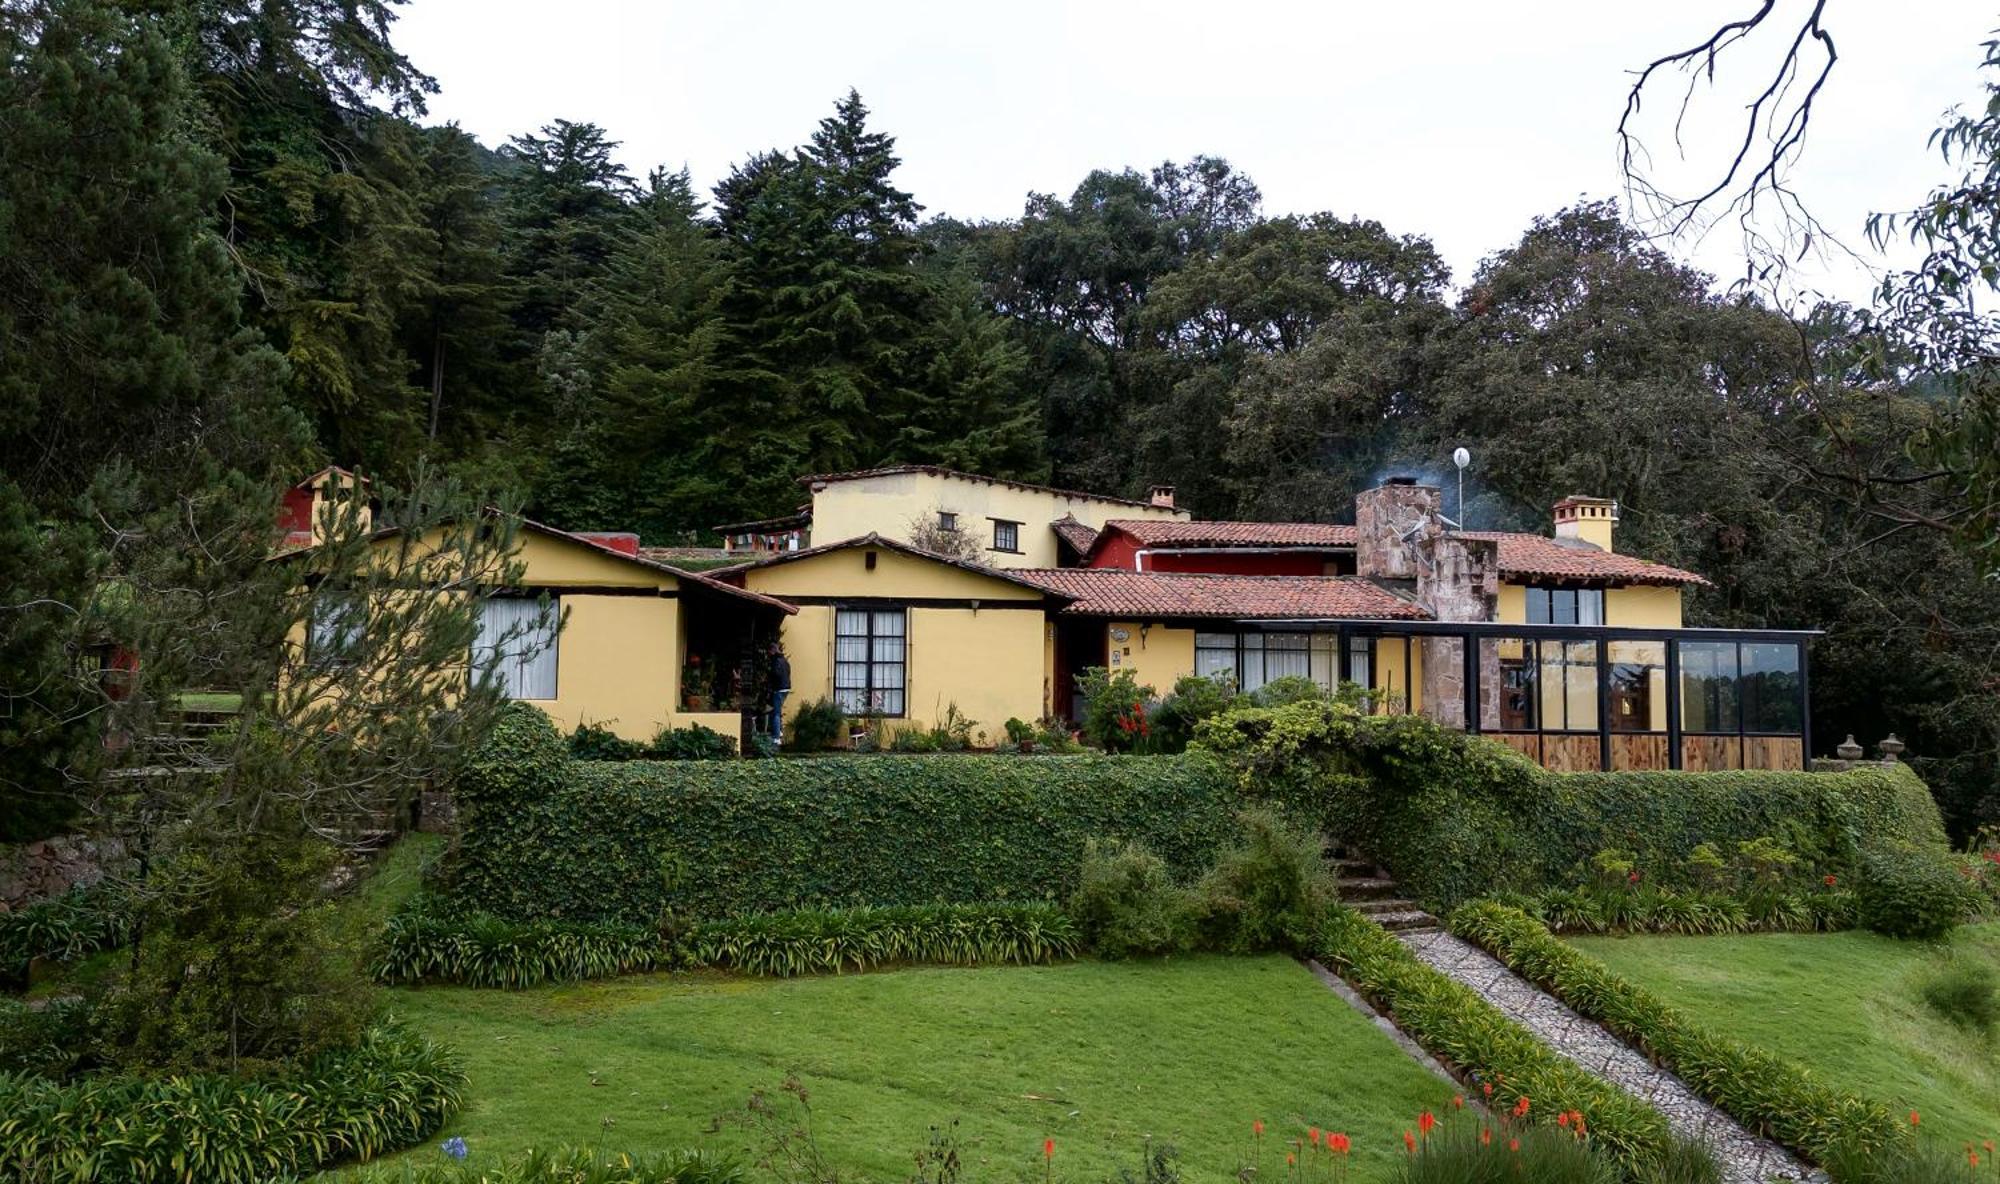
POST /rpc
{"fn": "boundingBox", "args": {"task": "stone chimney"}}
[1354,478,1439,580]
[1553,495,1618,552]
[1147,484,1176,509]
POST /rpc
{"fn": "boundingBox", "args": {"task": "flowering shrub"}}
[1449,902,1904,1164]
[1078,666,1158,753]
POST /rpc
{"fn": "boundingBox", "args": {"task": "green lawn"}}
[1571,924,2000,1148]
[376,956,1455,1181]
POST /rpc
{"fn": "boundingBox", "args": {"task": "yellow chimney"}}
[1553,495,1617,552]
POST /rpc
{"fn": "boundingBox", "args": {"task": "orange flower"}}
[1330,1133,1350,1155]
[1044,1138,1055,1160]
[1971,1153,1981,1169]
[1912,1111,1922,1127]
[1513,1096,1531,1118]
[1310,1126,1320,1146]
[1480,1128,1492,1147]
[1287,1154,1296,1167]
[1452,1094,1465,1110]
[1823,874,1838,887]
[1509,1138,1521,1153]
[1482,1082,1494,1099]
[1254,1120,1265,1137]
[1403,1131,1417,1153]
[1984,1140,1995,1154]
[1419,1112,1436,1136]
[1558,1112,1571,1129]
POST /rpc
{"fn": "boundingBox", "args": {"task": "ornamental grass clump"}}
[1916,955,1999,1033]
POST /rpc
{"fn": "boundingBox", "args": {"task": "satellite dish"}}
[1452,447,1472,470]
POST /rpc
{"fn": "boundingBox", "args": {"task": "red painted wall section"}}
[1144,552,1333,576]
[574,531,641,556]
[279,486,313,534]
[1086,530,1143,569]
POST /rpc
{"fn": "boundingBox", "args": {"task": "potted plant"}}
[681,653,710,711]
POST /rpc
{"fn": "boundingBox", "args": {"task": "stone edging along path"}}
[1391,930,1819,1184]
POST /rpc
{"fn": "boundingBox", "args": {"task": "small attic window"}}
[936,511,959,533]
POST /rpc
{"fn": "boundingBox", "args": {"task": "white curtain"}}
[476,597,559,700]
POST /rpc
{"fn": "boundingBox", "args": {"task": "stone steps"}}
[1334,858,1441,932]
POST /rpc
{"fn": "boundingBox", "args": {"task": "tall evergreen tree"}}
[499,119,638,336]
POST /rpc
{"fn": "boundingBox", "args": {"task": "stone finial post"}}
[1835,735,1863,761]
[1876,734,1906,763]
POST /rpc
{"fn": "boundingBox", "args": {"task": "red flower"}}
[1330,1133,1350,1155]
[1508,1138,1521,1153]
[1452,1094,1465,1109]
[1480,1128,1492,1147]
[1403,1131,1417,1153]
[1253,1120,1264,1137]
[1044,1138,1055,1160]
[1911,1112,1922,1128]
[1557,1112,1571,1129]
[1824,874,1838,887]
[1627,869,1641,884]
[1286,1154,1295,1167]
[1482,1082,1494,1098]
[1418,1112,1436,1136]
[1971,1153,1981,1169]
[1310,1127,1320,1146]
[1513,1096,1531,1118]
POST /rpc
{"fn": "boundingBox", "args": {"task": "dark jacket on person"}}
[771,653,791,692]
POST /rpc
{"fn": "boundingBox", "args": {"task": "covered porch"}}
[1254,620,1815,773]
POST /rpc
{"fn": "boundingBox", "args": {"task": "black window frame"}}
[935,510,959,533]
[833,606,908,718]
[990,518,1022,554]
[1525,585,1605,626]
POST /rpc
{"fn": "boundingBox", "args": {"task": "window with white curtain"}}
[475,596,559,700]
[834,607,906,716]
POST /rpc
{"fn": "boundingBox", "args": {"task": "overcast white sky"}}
[394,1,1996,307]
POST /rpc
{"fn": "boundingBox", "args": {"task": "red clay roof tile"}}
[1014,568,1427,620]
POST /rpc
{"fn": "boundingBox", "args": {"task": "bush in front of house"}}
[1070,839,1195,958]
[1193,699,1951,912]
[1191,807,1337,953]
[446,705,1239,925]
[648,722,738,760]
[1856,845,1985,940]
[1448,901,1905,1165]
[0,1023,464,1182]
[782,697,846,753]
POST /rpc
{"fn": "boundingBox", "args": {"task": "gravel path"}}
[1398,929,1819,1184]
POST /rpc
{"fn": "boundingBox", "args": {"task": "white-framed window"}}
[308,591,365,666]
[991,519,1021,553]
[1525,586,1604,626]
[474,596,559,700]
[834,607,906,716]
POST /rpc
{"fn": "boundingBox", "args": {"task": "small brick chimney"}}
[1147,484,1176,509]
[1553,496,1618,552]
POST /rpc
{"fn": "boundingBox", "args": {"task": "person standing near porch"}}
[768,642,791,745]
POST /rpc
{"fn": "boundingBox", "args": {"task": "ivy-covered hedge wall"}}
[1194,701,1948,911]
[446,705,1241,924]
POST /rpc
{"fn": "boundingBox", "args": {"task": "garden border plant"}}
[1449,901,1905,1164]
[1312,905,1677,1176]
[373,900,1081,987]
[0,1023,464,1182]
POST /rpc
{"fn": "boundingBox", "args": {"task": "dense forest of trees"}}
[2,0,1996,840]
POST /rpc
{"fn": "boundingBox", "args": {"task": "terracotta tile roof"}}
[1461,533,1709,587]
[1097,519,1357,548]
[800,465,1190,515]
[706,532,1073,599]
[1014,568,1428,620]
[1051,515,1099,556]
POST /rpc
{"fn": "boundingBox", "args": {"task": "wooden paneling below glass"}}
[1745,736,1805,771]
[1489,732,1541,762]
[1680,735,1742,771]
[1610,733,1671,771]
[1542,734,1602,772]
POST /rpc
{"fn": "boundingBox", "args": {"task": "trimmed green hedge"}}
[374,899,1080,987]
[0,1024,463,1182]
[1312,907,1674,1173]
[448,705,1240,924]
[1195,702,1948,910]
[1449,902,1904,1163]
